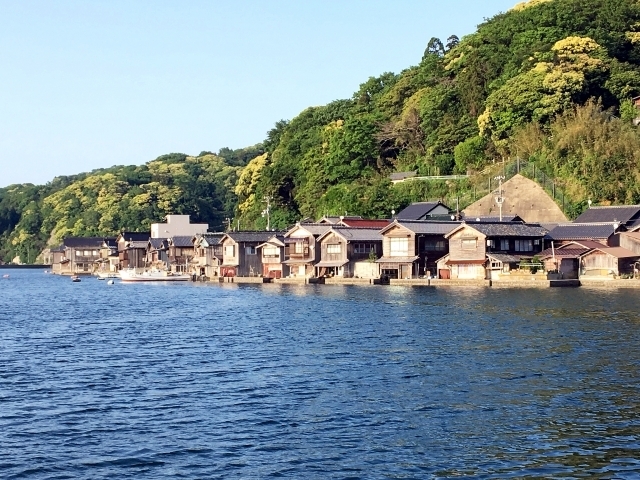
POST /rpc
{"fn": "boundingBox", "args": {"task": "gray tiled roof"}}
[149,238,168,249]
[396,202,450,220]
[226,231,284,243]
[395,220,460,235]
[323,227,383,242]
[468,223,548,237]
[127,241,148,249]
[171,236,195,247]
[119,232,149,242]
[487,253,527,263]
[574,205,640,224]
[198,233,224,245]
[547,223,616,240]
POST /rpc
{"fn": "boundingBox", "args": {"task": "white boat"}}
[119,268,191,282]
[96,272,119,280]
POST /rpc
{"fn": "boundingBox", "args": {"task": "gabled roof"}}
[194,232,224,247]
[338,218,391,228]
[487,253,528,263]
[284,223,331,237]
[63,237,111,248]
[317,227,383,243]
[445,222,547,239]
[257,235,285,249]
[102,238,118,249]
[538,247,591,259]
[126,240,148,249]
[580,246,640,259]
[117,232,149,242]
[317,215,363,224]
[149,238,168,250]
[465,215,524,223]
[170,236,195,247]
[380,220,460,236]
[559,240,607,249]
[396,201,450,221]
[50,244,65,253]
[547,223,617,241]
[620,231,640,241]
[224,231,282,243]
[574,205,640,225]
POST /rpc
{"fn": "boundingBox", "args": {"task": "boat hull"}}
[119,270,191,282]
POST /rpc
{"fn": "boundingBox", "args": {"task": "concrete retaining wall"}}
[325,277,375,286]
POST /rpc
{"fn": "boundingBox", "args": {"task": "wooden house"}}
[168,236,196,273]
[192,233,224,278]
[547,223,621,246]
[52,237,109,275]
[97,238,119,273]
[536,241,604,279]
[377,220,458,279]
[617,231,640,254]
[579,246,640,278]
[315,227,383,278]
[116,232,149,270]
[257,235,286,278]
[220,231,279,277]
[441,222,547,280]
[283,223,331,278]
[148,238,169,269]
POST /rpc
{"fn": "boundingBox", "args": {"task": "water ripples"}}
[1,270,640,478]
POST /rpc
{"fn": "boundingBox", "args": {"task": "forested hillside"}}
[0,147,262,263]
[3,0,640,262]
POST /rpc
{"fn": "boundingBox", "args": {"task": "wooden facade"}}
[51,237,109,275]
[579,247,640,277]
[168,236,196,273]
[445,226,487,279]
[258,235,285,278]
[192,233,224,278]
[315,228,382,278]
[220,232,277,277]
[283,224,329,278]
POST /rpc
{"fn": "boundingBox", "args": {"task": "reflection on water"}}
[1,270,639,478]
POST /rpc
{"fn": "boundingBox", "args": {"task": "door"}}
[400,264,409,279]
[439,269,450,279]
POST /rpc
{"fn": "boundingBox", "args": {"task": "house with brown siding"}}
[257,235,286,278]
[220,231,280,277]
[283,223,331,278]
[315,227,383,278]
[377,220,458,279]
[579,247,640,278]
[192,233,224,278]
[148,238,169,269]
[168,236,196,273]
[116,232,149,270]
[441,222,547,280]
[52,237,111,275]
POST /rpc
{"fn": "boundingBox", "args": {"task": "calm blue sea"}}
[1,269,639,479]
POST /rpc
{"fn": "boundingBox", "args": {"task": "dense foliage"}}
[4,0,640,261]
[0,148,257,263]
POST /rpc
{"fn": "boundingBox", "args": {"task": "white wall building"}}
[151,215,208,238]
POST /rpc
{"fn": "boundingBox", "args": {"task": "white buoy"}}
[107,280,115,285]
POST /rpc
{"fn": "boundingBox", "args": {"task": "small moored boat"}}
[71,275,81,282]
[119,268,190,282]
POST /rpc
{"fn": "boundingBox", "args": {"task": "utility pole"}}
[494,175,506,222]
[224,218,231,232]
[262,196,272,231]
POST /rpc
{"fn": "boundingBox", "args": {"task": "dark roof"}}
[198,233,224,246]
[396,202,450,221]
[226,231,284,243]
[119,232,150,242]
[170,236,195,247]
[50,244,65,253]
[487,253,527,263]
[339,218,391,228]
[547,223,617,241]
[103,238,118,248]
[286,224,332,236]
[320,227,383,242]
[538,247,590,259]
[465,215,523,223]
[462,223,548,237]
[390,220,460,235]
[149,238,168,249]
[63,237,111,248]
[127,240,148,249]
[574,205,640,225]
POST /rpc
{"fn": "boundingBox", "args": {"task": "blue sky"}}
[0,0,516,187]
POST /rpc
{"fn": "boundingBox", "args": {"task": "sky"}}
[0,0,517,188]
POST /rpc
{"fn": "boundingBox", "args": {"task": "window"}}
[245,246,256,255]
[354,243,376,254]
[224,245,235,257]
[293,241,305,253]
[389,237,408,256]
[424,240,446,251]
[515,239,533,252]
[92,250,99,256]
[327,244,341,254]
[461,237,477,250]
[263,246,279,257]
[500,239,509,251]
[83,250,91,256]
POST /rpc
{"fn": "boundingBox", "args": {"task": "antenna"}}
[493,176,506,222]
